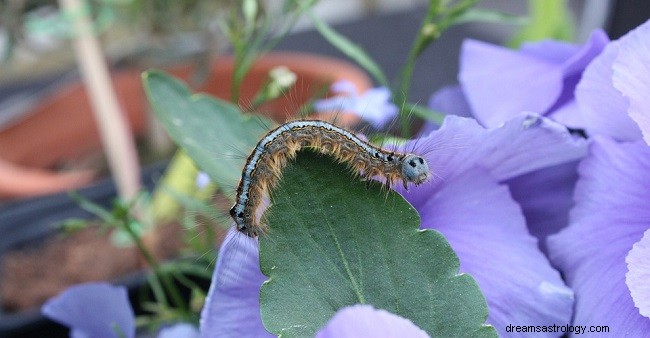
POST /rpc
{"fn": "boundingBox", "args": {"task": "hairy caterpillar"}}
[230,120,430,237]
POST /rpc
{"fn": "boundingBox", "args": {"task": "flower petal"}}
[419,168,573,337]
[545,100,583,129]
[558,29,609,77]
[353,87,398,128]
[330,80,357,95]
[461,32,607,129]
[460,39,563,127]
[548,137,650,334]
[612,19,650,146]
[505,161,580,252]
[314,81,398,129]
[399,114,586,209]
[427,85,472,118]
[199,227,272,338]
[418,85,472,136]
[315,304,429,338]
[41,282,135,338]
[157,323,200,338]
[519,39,579,64]
[576,39,643,141]
[627,228,650,319]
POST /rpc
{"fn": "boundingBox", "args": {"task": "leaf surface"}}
[259,151,496,337]
[143,70,275,199]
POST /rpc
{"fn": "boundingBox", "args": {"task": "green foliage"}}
[451,8,529,27]
[259,151,496,337]
[144,70,494,335]
[143,70,275,199]
[509,0,575,48]
[307,10,389,87]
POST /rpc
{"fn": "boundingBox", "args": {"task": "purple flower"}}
[548,138,650,334]
[548,19,650,334]
[459,30,609,129]
[157,323,200,338]
[423,81,586,250]
[315,304,429,338]
[313,80,398,129]
[42,283,136,338]
[397,114,584,336]
[41,282,199,338]
[200,113,586,337]
[428,33,611,252]
[195,171,211,189]
[200,229,271,338]
[611,20,650,145]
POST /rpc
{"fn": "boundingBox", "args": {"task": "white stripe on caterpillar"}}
[230,120,430,237]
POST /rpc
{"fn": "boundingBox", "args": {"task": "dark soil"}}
[0,223,187,313]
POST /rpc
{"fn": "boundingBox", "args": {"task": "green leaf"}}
[68,191,116,224]
[307,11,389,87]
[259,151,496,337]
[508,0,575,48]
[143,70,275,199]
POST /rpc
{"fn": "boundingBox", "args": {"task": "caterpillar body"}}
[230,120,430,237]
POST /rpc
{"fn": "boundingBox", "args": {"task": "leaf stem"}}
[396,0,442,136]
[118,213,187,311]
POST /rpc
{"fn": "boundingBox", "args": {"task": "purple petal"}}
[195,171,211,189]
[627,229,650,319]
[315,304,429,338]
[418,85,471,136]
[505,161,580,252]
[427,85,472,118]
[41,282,135,338]
[548,137,650,334]
[460,32,607,129]
[460,39,563,127]
[330,80,357,95]
[521,29,608,77]
[612,19,650,146]
[314,84,398,129]
[399,114,586,208]
[418,168,573,337]
[520,39,579,64]
[157,323,200,338]
[575,39,643,141]
[354,87,398,128]
[545,100,583,129]
[312,96,349,112]
[199,227,271,338]
[559,29,610,77]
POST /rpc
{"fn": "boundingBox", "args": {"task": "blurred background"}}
[0,0,648,336]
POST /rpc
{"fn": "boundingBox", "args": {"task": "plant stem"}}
[396,0,442,136]
[395,0,480,136]
[119,215,187,311]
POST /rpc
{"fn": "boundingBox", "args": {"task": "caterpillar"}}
[229,120,430,237]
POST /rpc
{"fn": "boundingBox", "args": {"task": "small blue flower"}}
[313,80,398,129]
[42,283,135,338]
[41,282,199,338]
[195,171,211,189]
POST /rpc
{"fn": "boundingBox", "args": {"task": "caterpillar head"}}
[401,154,430,187]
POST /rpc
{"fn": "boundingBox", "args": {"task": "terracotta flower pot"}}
[0,52,372,200]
